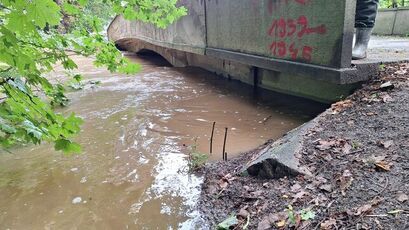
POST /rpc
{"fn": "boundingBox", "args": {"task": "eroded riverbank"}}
[199,62,409,229]
[0,53,326,229]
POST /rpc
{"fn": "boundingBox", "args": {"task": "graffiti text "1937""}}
[268,15,327,39]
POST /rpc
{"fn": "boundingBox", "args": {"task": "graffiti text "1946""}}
[269,41,313,61]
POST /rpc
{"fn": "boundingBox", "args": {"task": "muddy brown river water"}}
[0,53,326,229]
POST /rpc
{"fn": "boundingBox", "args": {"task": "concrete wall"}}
[206,0,355,68]
[374,7,409,36]
[109,0,356,68]
[107,0,376,103]
[107,0,206,54]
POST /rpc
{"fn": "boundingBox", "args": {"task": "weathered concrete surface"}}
[373,9,397,35]
[393,8,409,35]
[373,7,409,36]
[117,38,359,103]
[257,69,361,102]
[108,1,409,102]
[107,0,206,54]
[244,120,316,179]
[353,36,409,65]
[206,0,355,68]
[108,0,362,83]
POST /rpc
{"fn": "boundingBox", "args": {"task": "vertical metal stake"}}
[210,121,216,154]
[222,127,228,161]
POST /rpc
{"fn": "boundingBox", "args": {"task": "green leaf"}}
[0,0,185,154]
[388,209,404,215]
[0,122,16,134]
[26,0,62,28]
[217,214,238,230]
[300,210,316,221]
[78,0,89,7]
[63,3,80,15]
[22,120,43,141]
[54,139,82,154]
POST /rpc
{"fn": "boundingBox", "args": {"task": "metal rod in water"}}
[222,127,228,161]
[210,122,216,154]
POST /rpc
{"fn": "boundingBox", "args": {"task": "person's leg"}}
[353,0,379,60]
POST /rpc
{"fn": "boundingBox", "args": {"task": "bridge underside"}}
[115,38,372,103]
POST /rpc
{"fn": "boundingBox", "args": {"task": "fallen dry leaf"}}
[218,173,236,189]
[219,180,229,189]
[320,218,337,229]
[375,161,392,171]
[269,211,288,223]
[316,140,336,151]
[339,170,353,196]
[257,217,271,230]
[258,212,287,230]
[276,219,286,228]
[369,155,387,163]
[292,190,308,203]
[290,183,302,192]
[355,204,373,216]
[331,99,353,114]
[397,192,408,203]
[381,94,394,103]
[379,140,394,149]
[342,143,352,154]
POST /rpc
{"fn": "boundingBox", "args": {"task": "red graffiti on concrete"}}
[268,16,326,39]
[267,14,326,62]
[269,42,313,61]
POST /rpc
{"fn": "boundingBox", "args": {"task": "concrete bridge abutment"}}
[108,0,378,103]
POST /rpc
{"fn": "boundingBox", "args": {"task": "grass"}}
[187,138,208,172]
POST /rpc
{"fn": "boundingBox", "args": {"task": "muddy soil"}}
[199,62,409,229]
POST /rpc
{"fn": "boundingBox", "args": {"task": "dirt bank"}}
[198,62,409,229]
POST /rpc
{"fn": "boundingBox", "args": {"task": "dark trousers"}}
[355,0,379,28]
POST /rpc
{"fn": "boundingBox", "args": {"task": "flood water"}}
[0,53,326,229]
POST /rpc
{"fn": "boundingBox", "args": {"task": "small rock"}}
[290,183,302,192]
[379,81,394,90]
[70,168,79,172]
[80,177,87,184]
[319,184,333,193]
[262,182,271,188]
[237,208,249,218]
[72,197,82,204]
[58,210,64,214]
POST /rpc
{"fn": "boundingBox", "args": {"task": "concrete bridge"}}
[107,0,380,103]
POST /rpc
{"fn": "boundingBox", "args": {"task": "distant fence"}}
[373,7,409,35]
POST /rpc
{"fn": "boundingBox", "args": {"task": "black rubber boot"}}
[352,28,373,60]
